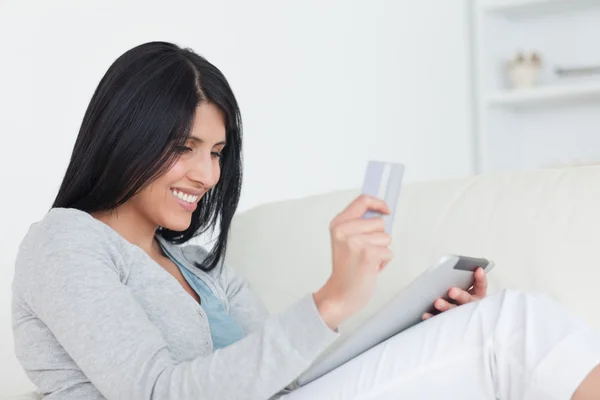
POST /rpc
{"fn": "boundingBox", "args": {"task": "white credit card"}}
[360,161,405,234]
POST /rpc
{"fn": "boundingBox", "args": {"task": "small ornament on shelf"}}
[506,51,542,89]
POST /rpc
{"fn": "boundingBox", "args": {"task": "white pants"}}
[283,289,600,400]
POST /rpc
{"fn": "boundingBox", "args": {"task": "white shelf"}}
[486,81,600,108]
[484,0,600,18]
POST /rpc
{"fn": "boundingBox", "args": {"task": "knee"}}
[488,288,591,343]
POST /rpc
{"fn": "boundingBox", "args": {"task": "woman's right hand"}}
[314,195,394,330]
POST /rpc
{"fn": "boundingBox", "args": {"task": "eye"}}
[175,146,193,154]
[211,151,223,160]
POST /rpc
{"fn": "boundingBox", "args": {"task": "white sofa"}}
[4,166,600,398]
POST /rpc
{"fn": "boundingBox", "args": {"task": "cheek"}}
[129,184,164,216]
[137,180,169,205]
[164,161,188,182]
[213,163,222,184]
[136,163,187,206]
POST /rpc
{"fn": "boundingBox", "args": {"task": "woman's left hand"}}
[422,267,487,321]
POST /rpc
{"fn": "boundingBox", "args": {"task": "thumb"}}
[471,267,488,298]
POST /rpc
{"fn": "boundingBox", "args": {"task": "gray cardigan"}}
[11,208,338,399]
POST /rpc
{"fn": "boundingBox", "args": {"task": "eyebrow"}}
[188,136,226,146]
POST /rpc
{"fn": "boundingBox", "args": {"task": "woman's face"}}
[130,102,227,232]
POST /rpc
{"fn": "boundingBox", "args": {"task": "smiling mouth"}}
[170,189,199,204]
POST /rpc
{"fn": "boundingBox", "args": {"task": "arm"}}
[17,234,337,400]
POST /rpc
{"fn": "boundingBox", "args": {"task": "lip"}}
[170,188,201,212]
[172,194,198,212]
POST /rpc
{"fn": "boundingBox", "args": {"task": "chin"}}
[159,213,193,233]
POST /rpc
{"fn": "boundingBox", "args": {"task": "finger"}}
[361,232,392,247]
[347,233,392,252]
[376,247,394,265]
[448,287,474,305]
[470,267,488,298]
[332,217,386,240]
[371,247,394,272]
[434,298,457,312]
[331,195,390,226]
[378,257,392,273]
[422,312,434,320]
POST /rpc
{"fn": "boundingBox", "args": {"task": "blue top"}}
[159,243,245,350]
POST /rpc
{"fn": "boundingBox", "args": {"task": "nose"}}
[187,151,218,188]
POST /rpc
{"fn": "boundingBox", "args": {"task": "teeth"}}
[171,190,199,204]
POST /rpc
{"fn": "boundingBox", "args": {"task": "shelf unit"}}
[472,0,600,174]
[483,0,600,18]
[486,80,600,108]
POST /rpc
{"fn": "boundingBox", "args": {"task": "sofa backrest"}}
[226,166,600,339]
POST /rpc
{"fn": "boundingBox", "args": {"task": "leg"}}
[283,289,600,400]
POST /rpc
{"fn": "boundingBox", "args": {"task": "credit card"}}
[360,161,405,234]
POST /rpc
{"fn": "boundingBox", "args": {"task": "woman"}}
[11,42,600,399]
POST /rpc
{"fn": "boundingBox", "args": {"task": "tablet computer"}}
[295,255,495,387]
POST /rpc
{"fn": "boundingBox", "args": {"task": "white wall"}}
[0,0,473,394]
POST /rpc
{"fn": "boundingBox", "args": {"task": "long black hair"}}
[52,41,243,272]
